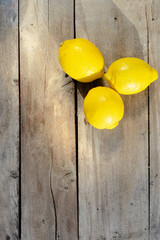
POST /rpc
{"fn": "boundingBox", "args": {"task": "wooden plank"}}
[76,0,149,239]
[148,0,160,239]
[0,0,19,239]
[20,0,77,239]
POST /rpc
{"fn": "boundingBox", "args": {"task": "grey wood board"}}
[20,0,77,239]
[76,0,149,239]
[148,0,160,239]
[0,0,19,239]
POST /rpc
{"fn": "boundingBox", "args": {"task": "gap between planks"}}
[74,0,80,239]
[18,0,22,238]
[145,5,151,239]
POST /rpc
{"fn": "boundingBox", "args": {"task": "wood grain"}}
[76,0,149,239]
[1,0,160,238]
[148,0,160,239]
[0,0,19,239]
[20,0,77,239]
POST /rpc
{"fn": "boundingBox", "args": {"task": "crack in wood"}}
[73,0,79,239]
[18,0,21,238]
[145,5,150,240]
[145,5,150,64]
[50,149,58,240]
[61,80,72,88]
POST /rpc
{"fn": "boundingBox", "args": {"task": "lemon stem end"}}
[151,68,158,83]
[102,72,111,81]
[60,42,64,47]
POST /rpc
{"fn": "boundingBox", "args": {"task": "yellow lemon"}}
[59,38,105,83]
[83,86,124,129]
[103,58,158,95]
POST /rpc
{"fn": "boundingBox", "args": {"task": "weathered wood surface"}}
[0,0,19,239]
[20,0,77,239]
[76,0,149,239]
[148,0,160,239]
[0,0,160,239]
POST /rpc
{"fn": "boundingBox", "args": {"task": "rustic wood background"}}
[0,0,160,239]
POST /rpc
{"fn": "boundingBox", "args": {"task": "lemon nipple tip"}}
[151,68,158,82]
[102,73,111,81]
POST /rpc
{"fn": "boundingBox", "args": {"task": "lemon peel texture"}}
[83,86,124,129]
